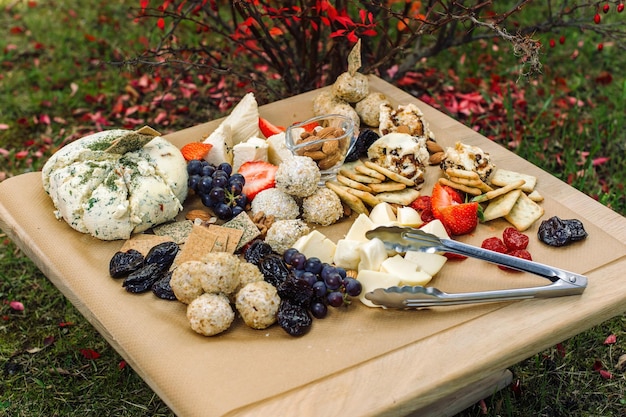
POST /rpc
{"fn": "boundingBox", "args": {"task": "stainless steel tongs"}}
[363,226,587,309]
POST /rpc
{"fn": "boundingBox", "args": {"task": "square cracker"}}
[375,188,420,205]
[175,225,219,264]
[482,189,522,222]
[504,192,545,231]
[490,168,537,193]
[120,234,173,255]
[208,224,243,253]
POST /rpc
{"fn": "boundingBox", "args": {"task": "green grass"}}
[1,1,625,416]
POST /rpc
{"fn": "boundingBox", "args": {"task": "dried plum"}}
[123,263,164,293]
[145,241,179,272]
[538,216,588,247]
[276,299,312,337]
[345,129,380,162]
[152,271,177,300]
[277,276,314,306]
[109,249,144,278]
[244,240,274,266]
[259,254,292,287]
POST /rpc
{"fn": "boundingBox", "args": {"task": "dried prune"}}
[152,271,177,300]
[538,216,588,247]
[244,240,273,266]
[276,299,312,337]
[109,249,144,278]
[277,276,314,306]
[258,254,292,287]
[123,263,164,293]
[345,129,380,162]
[145,241,179,272]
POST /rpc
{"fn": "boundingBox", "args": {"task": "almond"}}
[322,139,339,155]
[429,151,446,165]
[426,140,444,154]
[186,209,212,222]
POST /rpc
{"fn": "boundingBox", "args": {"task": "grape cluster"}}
[186,160,247,220]
[282,248,362,319]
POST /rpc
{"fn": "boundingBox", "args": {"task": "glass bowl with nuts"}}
[285,114,357,183]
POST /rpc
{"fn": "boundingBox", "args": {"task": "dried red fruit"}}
[503,227,529,251]
[481,237,508,254]
[498,249,532,272]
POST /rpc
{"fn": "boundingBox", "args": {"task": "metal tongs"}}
[364,226,587,309]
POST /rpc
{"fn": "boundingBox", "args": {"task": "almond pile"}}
[294,126,349,170]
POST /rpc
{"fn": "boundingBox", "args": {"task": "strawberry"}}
[258,117,285,138]
[180,142,213,161]
[437,202,479,235]
[238,160,278,201]
[430,183,463,219]
[299,120,320,132]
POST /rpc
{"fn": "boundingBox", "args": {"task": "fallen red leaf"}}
[604,334,617,344]
[9,300,24,311]
[79,348,101,360]
[599,369,613,379]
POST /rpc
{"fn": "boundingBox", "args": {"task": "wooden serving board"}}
[1,76,625,417]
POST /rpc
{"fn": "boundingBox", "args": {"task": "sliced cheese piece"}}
[203,123,233,165]
[381,254,432,287]
[266,132,295,166]
[357,237,388,271]
[403,251,447,277]
[369,201,397,226]
[396,206,424,228]
[232,136,269,172]
[345,213,375,242]
[356,269,402,308]
[420,219,450,240]
[333,239,362,270]
[292,230,336,264]
[222,92,260,145]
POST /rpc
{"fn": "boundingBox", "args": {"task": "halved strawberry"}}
[430,183,463,219]
[238,160,278,201]
[299,120,320,132]
[258,117,285,138]
[180,142,213,161]
[437,202,479,236]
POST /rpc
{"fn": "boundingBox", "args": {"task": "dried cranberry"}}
[481,237,508,254]
[502,227,529,251]
[498,249,533,272]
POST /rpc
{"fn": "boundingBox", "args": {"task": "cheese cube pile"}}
[291,201,450,308]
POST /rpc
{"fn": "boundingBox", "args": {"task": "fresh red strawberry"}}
[430,183,463,219]
[180,142,213,161]
[410,196,435,223]
[436,201,479,236]
[238,161,278,201]
[299,120,320,132]
[258,117,285,138]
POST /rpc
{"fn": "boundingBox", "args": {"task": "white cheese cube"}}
[396,206,424,228]
[381,254,432,287]
[333,239,362,270]
[233,136,269,172]
[369,202,397,226]
[356,269,402,308]
[266,132,295,166]
[345,213,375,242]
[419,219,450,240]
[292,230,336,264]
[357,238,388,271]
[403,251,447,277]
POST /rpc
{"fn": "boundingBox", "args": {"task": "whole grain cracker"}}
[120,234,173,256]
[375,188,421,205]
[363,160,416,186]
[325,181,369,215]
[152,220,193,244]
[369,181,406,193]
[438,177,482,196]
[175,225,219,265]
[207,225,244,254]
[336,174,373,192]
[354,164,387,181]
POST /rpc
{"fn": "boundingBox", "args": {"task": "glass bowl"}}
[285,114,357,183]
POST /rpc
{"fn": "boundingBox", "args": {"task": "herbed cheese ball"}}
[332,72,369,103]
[301,187,344,226]
[235,281,281,330]
[199,252,241,296]
[186,293,235,336]
[275,156,320,198]
[250,188,300,220]
[169,261,206,304]
[355,92,391,127]
[265,219,310,254]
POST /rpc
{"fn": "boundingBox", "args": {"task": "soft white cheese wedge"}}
[356,269,402,308]
[396,206,424,228]
[221,92,260,145]
[381,254,432,287]
[420,219,450,240]
[403,251,447,277]
[357,237,388,271]
[369,202,397,226]
[232,136,269,172]
[266,132,294,166]
[333,239,362,270]
[344,213,375,242]
[292,230,336,264]
[203,123,233,165]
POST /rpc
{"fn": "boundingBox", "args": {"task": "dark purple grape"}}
[234,193,247,208]
[324,272,342,290]
[187,174,201,191]
[213,175,228,188]
[327,291,345,307]
[229,182,243,195]
[229,173,245,186]
[301,271,318,287]
[201,164,215,177]
[343,278,362,297]
[187,159,203,175]
[312,280,327,298]
[197,176,213,194]
[210,186,225,202]
[304,257,323,275]
[291,253,307,270]
[310,301,328,319]
[231,206,244,217]
[218,162,233,175]
[283,248,299,264]
[320,264,337,281]
[214,203,232,220]
[336,267,347,279]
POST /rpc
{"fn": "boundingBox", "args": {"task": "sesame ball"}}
[265,219,310,254]
[250,188,300,220]
[275,156,320,198]
[301,187,344,226]
[236,281,281,330]
[332,72,369,103]
[169,261,205,304]
[186,293,234,336]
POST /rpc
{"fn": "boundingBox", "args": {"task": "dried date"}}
[538,216,588,247]
[109,249,144,278]
[145,241,179,272]
[151,271,177,301]
[123,263,164,293]
[276,299,312,337]
[277,276,314,306]
[244,240,273,266]
[258,254,292,287]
